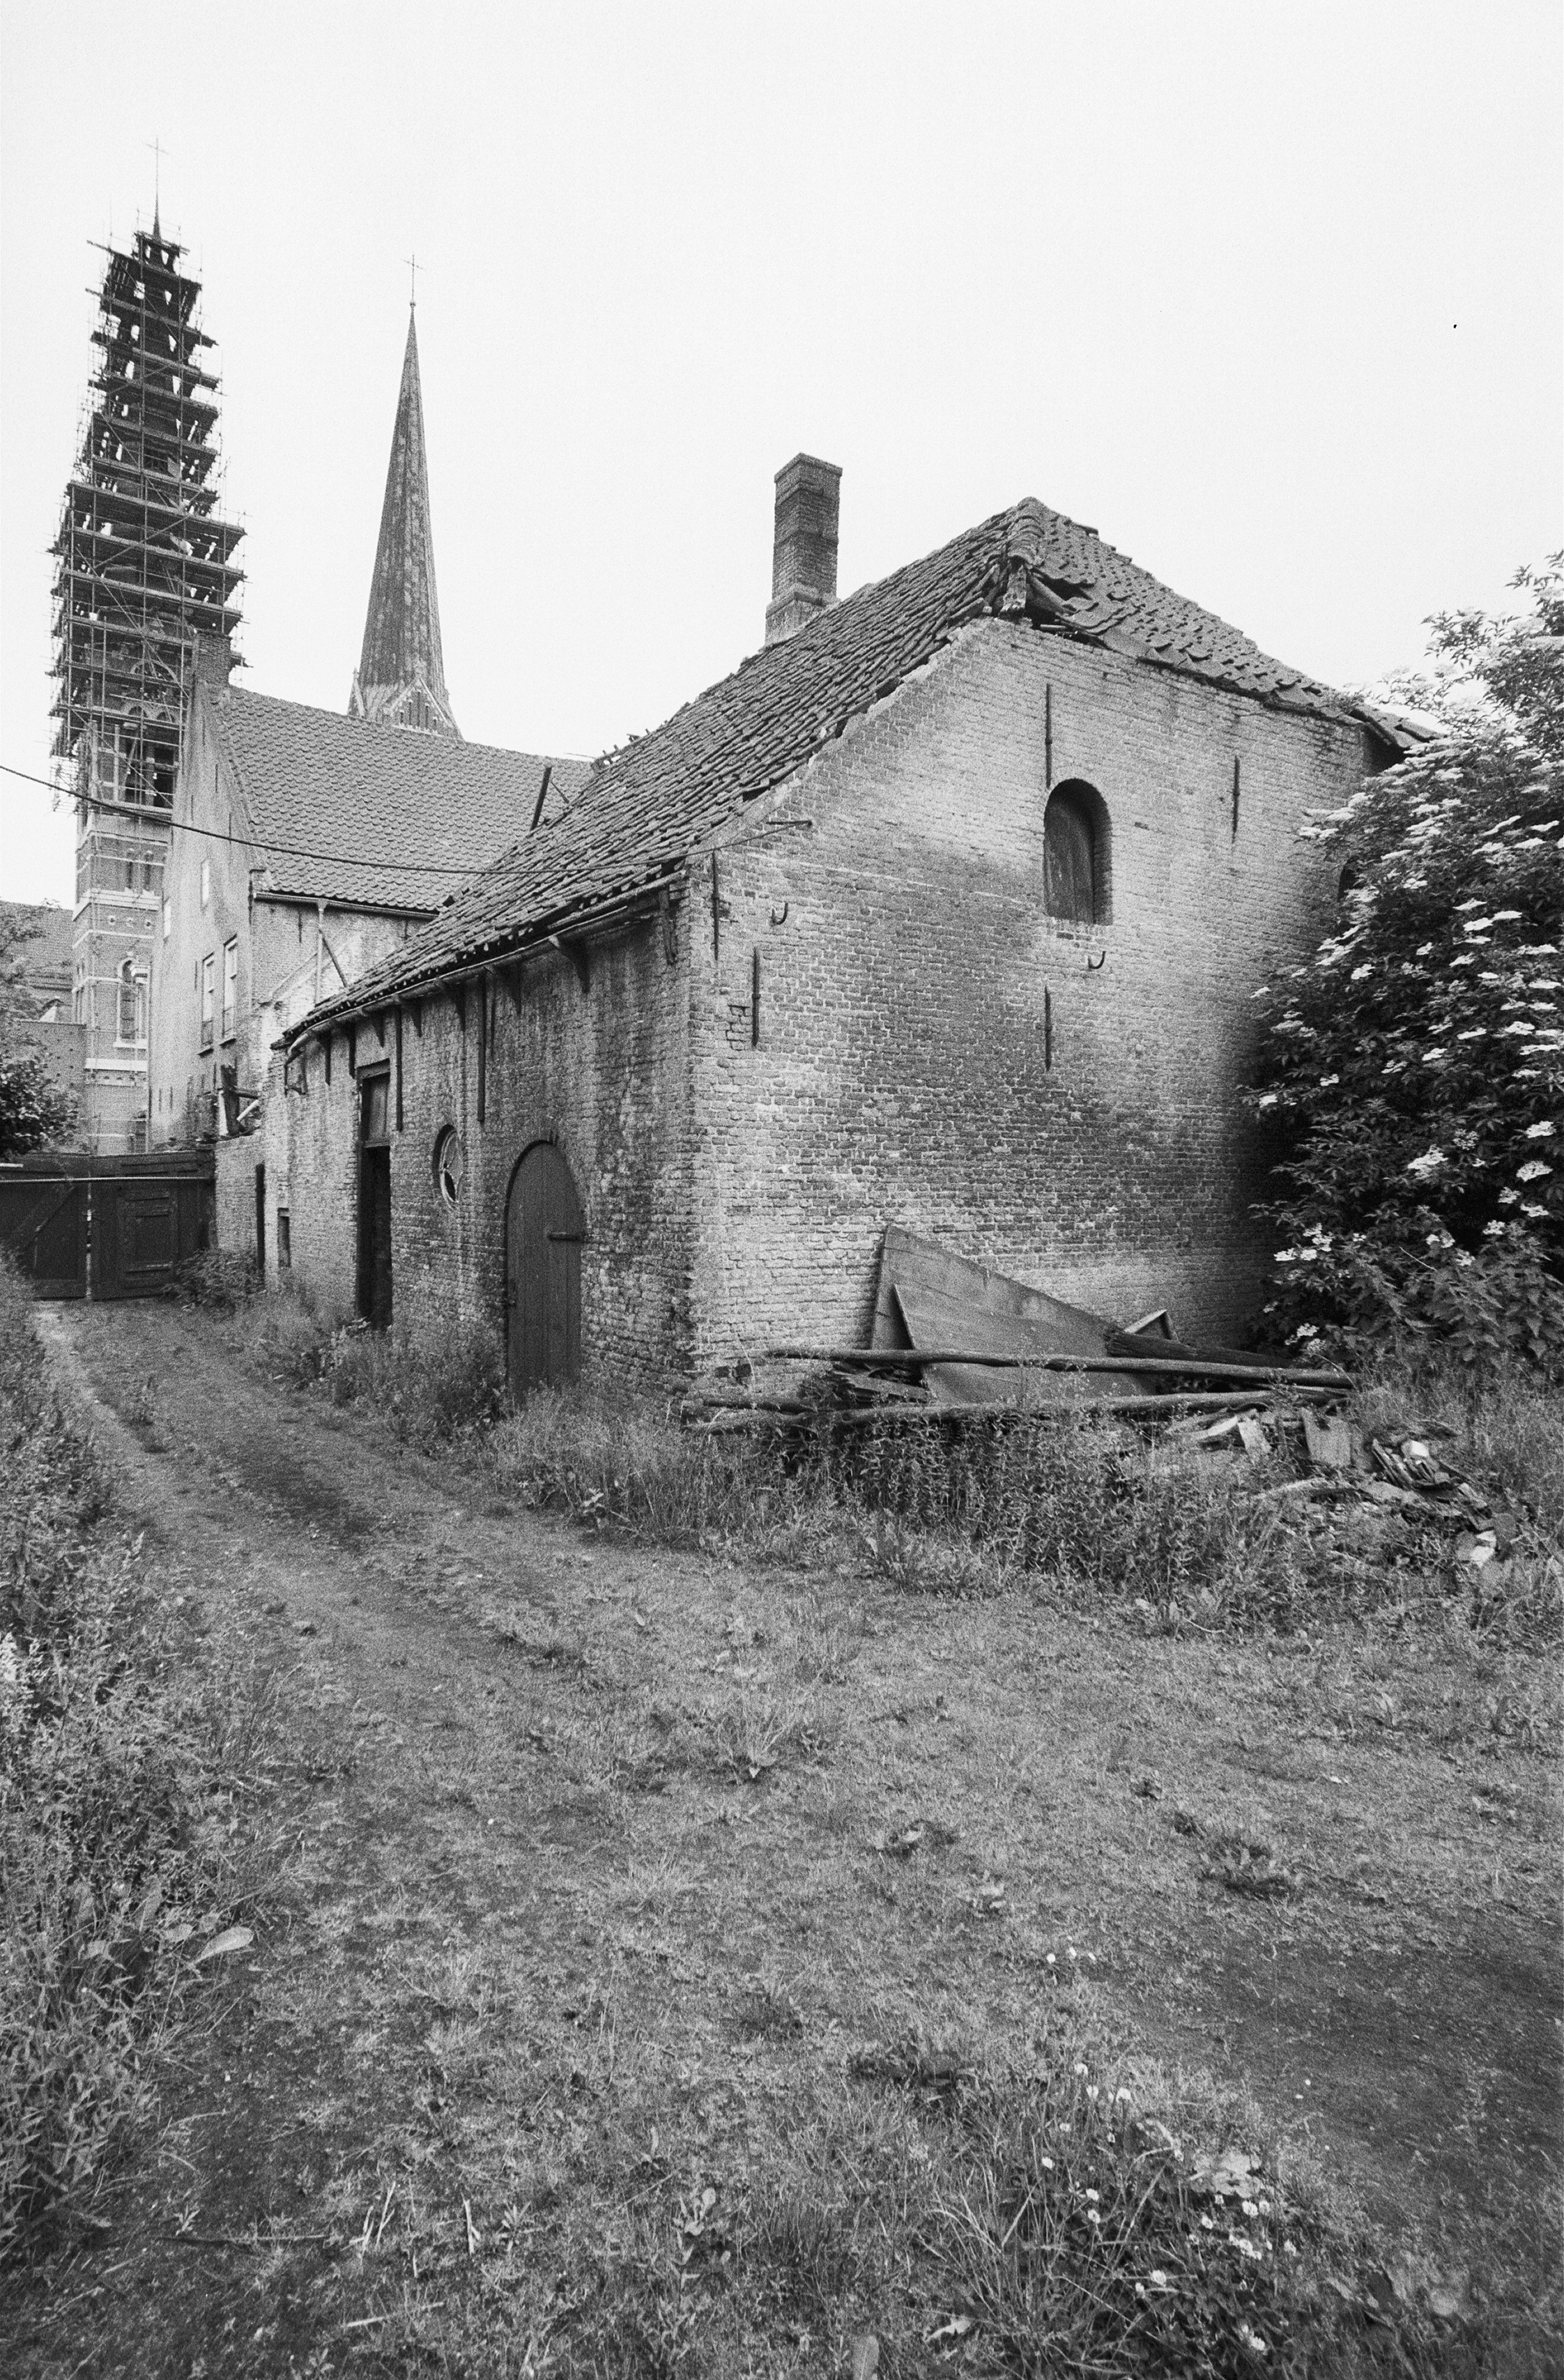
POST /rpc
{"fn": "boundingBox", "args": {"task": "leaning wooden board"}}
[871,1224,1154,1404]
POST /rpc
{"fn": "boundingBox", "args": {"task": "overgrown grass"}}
[481,1374,1562,1651]
[0,1255,285,2262]
[213,1266,506,1445]
[211,1259,1563,1647]
[486,1387,779,1540]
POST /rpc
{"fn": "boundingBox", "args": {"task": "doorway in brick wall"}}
[505,1141,583,1393]
[357,1068,393,1330]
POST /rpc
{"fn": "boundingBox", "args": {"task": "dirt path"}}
[12,1300,1561,2376]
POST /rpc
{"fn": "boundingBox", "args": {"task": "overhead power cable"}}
[1,757,526,877]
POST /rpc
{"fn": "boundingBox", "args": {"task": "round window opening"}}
[434,1126,463,1208]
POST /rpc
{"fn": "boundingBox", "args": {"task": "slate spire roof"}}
[349,308,459,739]
[296,494,1418,1038]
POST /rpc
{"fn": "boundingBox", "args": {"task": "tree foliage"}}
[0,1052,77,1160]
[0,909,77,1158]
[1249,560,1564,1377]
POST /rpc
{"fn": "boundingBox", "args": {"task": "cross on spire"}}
[146,137,169,231]
[404,252,421,309]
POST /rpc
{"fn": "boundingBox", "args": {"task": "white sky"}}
[3,0,1560,906]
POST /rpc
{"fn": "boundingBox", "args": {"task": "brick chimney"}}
[188,630,234,690]
[764,454,841,645]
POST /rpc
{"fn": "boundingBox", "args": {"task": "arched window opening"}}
[1044,782,1110,926]
[434,1126,463,1208]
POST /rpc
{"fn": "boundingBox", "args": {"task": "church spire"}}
[349,307,460,737]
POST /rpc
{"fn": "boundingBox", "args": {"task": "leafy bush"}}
[1248,561,1563,1377]
[0,1051,76,1160]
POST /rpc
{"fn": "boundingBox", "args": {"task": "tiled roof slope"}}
[291,497,1379,1034]
[212,686,590,913]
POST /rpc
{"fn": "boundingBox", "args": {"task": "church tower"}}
[52,217,245,1151]
[348,307,460,737]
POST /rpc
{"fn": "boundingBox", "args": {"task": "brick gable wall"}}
[686,620,1370,1359]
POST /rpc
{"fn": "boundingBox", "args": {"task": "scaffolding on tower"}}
[51,220,245,809]
[51,216,245,1152]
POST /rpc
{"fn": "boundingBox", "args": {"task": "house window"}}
[199,952,215,1051]
[434,1126,463,1207]
[277,1210,291,1269]
[222,937,238,1041]
[72,964,88,1026]
[200,857,210,909]
[116,960,146,1047]
[1044,781,1111,926]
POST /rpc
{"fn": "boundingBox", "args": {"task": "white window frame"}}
[221,937,238,1043]
[199,951,215,1052]
[116,960,147,1050]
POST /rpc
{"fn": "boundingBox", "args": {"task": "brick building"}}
[147,307,589,1265]
[279,463,1413,1386]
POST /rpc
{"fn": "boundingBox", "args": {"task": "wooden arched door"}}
[505,1142,584,1392]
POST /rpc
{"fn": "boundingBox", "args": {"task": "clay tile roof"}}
[214,686,591,914]
[291,496,1376,1035]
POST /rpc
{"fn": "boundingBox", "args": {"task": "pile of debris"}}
[680,1227,1356,1445]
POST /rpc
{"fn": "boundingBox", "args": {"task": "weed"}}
[487,1386,777,1541]
[174,1246,257,1310]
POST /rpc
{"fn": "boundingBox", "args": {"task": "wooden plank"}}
[1301,1406,1354,1473]
[894,1281,1124,1407]
[872,1223,1148,1405]
[763,1344,1354,1390]
[825,1384,1337,1431]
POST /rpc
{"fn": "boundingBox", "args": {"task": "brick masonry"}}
[690,620,1370,1355]
[278,617,1373,1381]
[282,920,694,1383]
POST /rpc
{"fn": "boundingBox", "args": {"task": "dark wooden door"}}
[357,1073,393,1330]
[0,1174,88,1297]
[358,1149,392,1329]
[505,1142,583,1393]
[95,1179,183,1298]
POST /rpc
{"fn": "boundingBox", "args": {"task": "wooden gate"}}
[0,1154,214,1300]
[505,1142,584,1392]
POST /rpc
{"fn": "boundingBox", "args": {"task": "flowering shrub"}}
[1250,562,1564,1378]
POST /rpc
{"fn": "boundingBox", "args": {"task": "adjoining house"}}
[278,459,1418,1388]
[147,307,590,1269]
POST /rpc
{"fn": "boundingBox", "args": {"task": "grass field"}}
[3,1282,1560,2376]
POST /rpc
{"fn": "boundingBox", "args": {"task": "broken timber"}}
[822,1385,1338,1431]
[762,1346,1353,1392]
